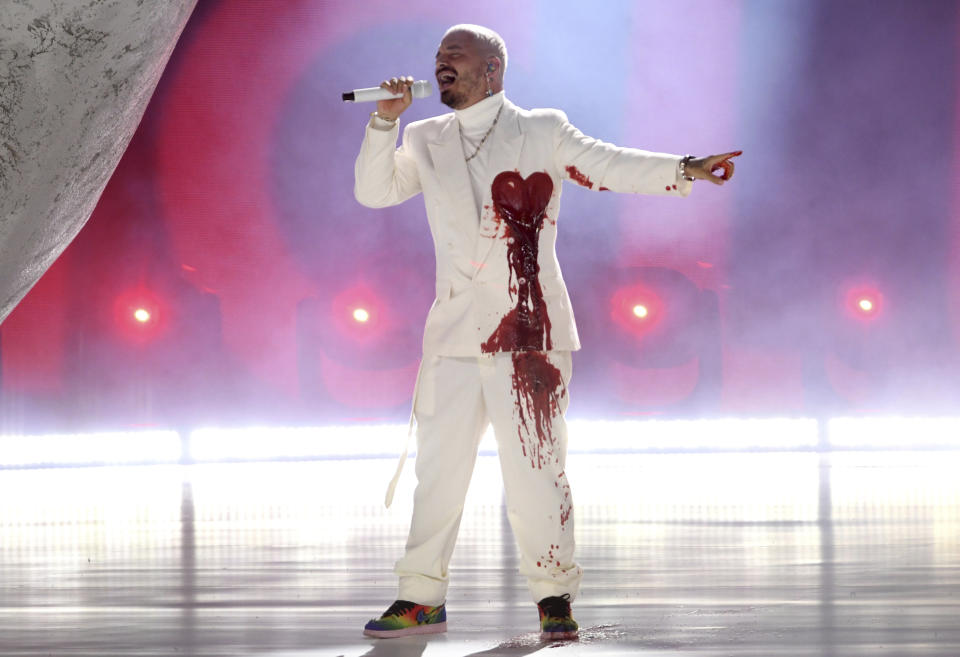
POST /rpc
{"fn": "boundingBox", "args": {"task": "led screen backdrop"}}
[1,0,958,431]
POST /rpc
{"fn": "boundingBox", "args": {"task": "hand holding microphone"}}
[341,76,432,122]
[376,76,414,122]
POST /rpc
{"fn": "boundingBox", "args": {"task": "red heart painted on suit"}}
[491,170,553,230]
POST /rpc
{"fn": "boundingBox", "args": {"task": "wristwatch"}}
[679,155,696,182]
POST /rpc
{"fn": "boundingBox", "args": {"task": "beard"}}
[439,70,485,109]
[440,88,466,108]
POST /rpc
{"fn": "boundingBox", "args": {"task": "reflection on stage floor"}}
[1,437,958,655]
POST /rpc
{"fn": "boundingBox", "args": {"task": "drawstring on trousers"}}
[384,358,425,507]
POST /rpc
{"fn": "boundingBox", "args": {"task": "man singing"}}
[354,24,740,640]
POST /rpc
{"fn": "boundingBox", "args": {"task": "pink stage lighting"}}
[113,288,166,343]
[330,283,385,342]
[843,285,884,322]
[610,284,664,338]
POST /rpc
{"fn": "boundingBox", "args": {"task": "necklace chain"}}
[464,103,503,162]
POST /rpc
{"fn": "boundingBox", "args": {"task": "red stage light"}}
[842,284,884,322]
[112,287,167,343]
[610,285,664,338]
[581,265,709,373]
[329,283,386,343]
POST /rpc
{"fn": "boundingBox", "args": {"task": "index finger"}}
[717,150,743,161]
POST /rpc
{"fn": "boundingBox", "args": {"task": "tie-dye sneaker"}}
[362,599,447,638]
[537,594,579,640]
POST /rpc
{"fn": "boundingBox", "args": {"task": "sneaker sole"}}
[541,629,578,640]
[363,622,447,639]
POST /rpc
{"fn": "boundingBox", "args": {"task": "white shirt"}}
[453,91,505,222]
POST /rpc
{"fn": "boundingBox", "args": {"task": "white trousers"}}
[395,351,583,605]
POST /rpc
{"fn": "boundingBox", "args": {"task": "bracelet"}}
[371,111,397,124]
[679,154,696,182]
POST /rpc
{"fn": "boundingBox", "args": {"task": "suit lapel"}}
[428,115,478,229]
[472,100,525,277]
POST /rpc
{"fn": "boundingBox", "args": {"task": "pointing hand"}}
[685,151,743,185]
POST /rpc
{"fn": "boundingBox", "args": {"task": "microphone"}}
[342,80,433,103]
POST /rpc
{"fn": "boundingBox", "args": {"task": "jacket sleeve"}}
[354,116,423,208]
[551,110,692,197]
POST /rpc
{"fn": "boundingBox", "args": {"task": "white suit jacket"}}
[354,97,691,357]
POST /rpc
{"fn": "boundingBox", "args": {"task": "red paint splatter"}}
[672,184,677,190]
[598,186,609,191]
[565,165,595,189]
[537,561,541,567]
[481,171,554,354]
[510,352,565,469]
[713,160,733,180]
[557,473,573,527]
[664,185,671,191]
[482,170,569,470]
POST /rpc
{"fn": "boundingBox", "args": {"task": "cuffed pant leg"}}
[482,351,583,603]
[395,355,488,605]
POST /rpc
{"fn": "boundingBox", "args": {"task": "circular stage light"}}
[352,307,370,323]
[609,285,664,338]
[842,284,884,322]
[113,288,168,344]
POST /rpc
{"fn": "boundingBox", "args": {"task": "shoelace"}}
[381,600,418,618]
[538,593,571,618]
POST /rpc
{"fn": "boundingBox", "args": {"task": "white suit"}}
[355,93,690,605]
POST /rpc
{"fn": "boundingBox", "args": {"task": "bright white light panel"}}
[0,431,180,467]
[2,418,957,469]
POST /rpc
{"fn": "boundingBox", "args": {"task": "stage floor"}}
[1,448,958,656]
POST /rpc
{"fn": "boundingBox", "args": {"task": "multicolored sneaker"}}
[537,594,578,640]
[363,599,447,638]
